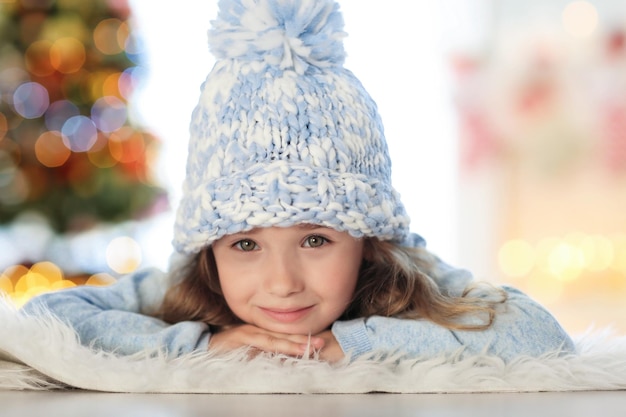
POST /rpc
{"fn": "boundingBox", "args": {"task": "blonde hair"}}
[159,238,506,331]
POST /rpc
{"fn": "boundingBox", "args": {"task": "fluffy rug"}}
[1,296,626,393]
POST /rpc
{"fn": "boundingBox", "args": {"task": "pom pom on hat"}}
[173,0,411,254]
[209,0,347,74]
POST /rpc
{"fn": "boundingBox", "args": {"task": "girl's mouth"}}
[258,306,315,323]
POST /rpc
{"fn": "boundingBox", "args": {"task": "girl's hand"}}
[313,330,345,363]
[208,324,325,357]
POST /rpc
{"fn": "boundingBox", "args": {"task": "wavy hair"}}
[159,238,505,330]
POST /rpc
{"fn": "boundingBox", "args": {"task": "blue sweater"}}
[22,234,575,361]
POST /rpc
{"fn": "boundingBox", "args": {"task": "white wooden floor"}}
[1,391,625,417]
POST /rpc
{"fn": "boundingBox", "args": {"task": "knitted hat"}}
[173,0,410,254]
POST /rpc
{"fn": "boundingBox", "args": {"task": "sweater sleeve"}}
[20,268,211,357]
[331,286,575,362]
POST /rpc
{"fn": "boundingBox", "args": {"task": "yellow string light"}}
[499,233,626,290]
[1,262,115,307]
[0,274,13,294]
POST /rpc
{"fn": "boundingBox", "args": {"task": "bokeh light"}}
[562,1,599,38]
[109,126,145,163]
[94,18,124,55]
[611,234,626,275]
[35,131,72,167]
[106,236,142,274]
[498,239,536,278]
[580,235,614,272]
[117,21,131,52]
[0,273,12,294]
[2,265,28,285]
[85,272,117,286]
[50,37,86,74]
[1,268,20,298]
[87,133,118,168]
[44,99,80,131]
[12,82,50,119]
[0,68,30,104]
[123,33,144,64]
[118,66,146,100]
[0,113,7,141]
[0,262,117,306]
[143,136,161,184]
[61,115,98,152]
[14,270,50,300]
[499,233,626,297]
[103,72,123,98]
[548,241,585,281]
[87,71,115,101]
[24,40,55,77]
[29,261,63,284]
[91,96,127,132]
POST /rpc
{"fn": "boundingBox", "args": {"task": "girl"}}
[23,0,574,363]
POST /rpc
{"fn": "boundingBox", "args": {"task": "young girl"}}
[23,0,574,363]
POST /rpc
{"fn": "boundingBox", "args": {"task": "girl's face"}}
[212,225,364,335]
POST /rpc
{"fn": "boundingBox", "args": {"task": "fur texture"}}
[1,296,625,393]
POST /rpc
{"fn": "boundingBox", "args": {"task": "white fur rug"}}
[1,296,626,393]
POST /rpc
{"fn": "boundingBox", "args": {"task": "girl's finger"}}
[248,331,325,357]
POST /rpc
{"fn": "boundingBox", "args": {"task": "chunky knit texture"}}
[173,0,410,254]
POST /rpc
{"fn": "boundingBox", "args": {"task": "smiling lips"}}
[259,306,315,323]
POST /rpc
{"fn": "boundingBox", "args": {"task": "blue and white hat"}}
[173,0,410,254]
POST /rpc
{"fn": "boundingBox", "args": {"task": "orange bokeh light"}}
[0,113,7,141]
[50,37,86,74]
[25,40,55,76]
[109,127,145,163]
[0,262,119,306]
[117,21,131,52]
[34,130,71,167]
[103,72,123,98]
[94,18,124,55]
[87,71,114,101]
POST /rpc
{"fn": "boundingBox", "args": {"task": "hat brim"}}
[173,160,409,254]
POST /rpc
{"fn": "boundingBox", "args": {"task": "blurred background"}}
[0,0,624,335]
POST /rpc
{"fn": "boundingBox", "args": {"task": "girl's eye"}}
[303,235,328,248]
[234,239,258,251]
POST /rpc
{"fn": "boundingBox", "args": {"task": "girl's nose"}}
[263,252,304,297]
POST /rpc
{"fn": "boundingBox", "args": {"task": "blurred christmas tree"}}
[0,0,165,248]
